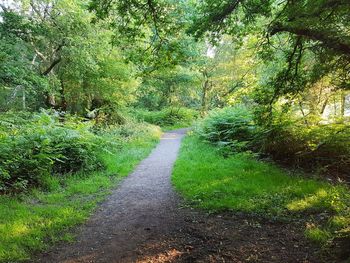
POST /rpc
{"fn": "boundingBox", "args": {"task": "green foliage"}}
[0,111,102,192]
[197,106,350,179]
[133,107,198,128]
[0,0,140,113]
[0,110,161,193]
[0,11,48,111]
[256,114,350,179]
[89,0,199,71]
[190,0,350,103]
[0,125,160,261]
[172,135,350,247]
[136,65,202,110]
[196,106,255,152]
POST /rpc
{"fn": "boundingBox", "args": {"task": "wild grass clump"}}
[133,107,198,129]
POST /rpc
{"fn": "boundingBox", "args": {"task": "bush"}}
[0,110,162,193]
[259,120,350,179]
[257,119,309,161]
[196,106,350,180]
[133,107,198,127]
[296,124,350,177]
[0,111,103,192]
[96,119,162,145]
[196,106,256,152]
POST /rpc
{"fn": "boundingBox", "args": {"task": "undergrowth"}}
[0,111,161,262]
[132,107,197,130]
[196,106,350,181]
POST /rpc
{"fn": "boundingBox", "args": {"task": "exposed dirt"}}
[33,129,337,263]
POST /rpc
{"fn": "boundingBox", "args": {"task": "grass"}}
[161,123,191,132]
[172,135,350,244]
[0,136,159,262]
[132,107,197,132]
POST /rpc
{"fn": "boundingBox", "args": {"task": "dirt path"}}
[35,129,329,263]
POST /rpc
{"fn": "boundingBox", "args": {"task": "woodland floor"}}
[32,129,332,263]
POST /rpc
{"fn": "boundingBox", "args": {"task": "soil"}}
[33,129,337,263]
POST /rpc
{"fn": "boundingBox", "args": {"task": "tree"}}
[188,0,350,121]
[0,0,140,116]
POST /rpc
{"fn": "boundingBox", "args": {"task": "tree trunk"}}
[340,91,346,117]
[45,92,56,108]
[22,86,26,110]
[320,97,329,115]
[201,70,210,116]
[59,79,67,111]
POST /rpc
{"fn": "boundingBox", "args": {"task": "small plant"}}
[305,224,331,244]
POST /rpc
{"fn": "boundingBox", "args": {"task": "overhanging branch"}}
[270,23,350,56]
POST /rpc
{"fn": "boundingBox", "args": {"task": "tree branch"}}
[42,57,61,75]
[270,23,350,56]
[210,0,242,24]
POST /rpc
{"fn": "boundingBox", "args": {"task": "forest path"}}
[34,129,323,263]
[35,128,188,262]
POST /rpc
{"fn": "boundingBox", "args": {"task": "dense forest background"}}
[1,0,349,179]
[0,0,350,261]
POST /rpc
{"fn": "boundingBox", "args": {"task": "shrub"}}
[298,124,350,177]
[196,106,256,152]
[0,111,102,192]
[257,119,309,161]
[0,110,162,193]
[258,120,350,179]
[133,107,198,127]
[96,119,162,145]
[196,106,350,180]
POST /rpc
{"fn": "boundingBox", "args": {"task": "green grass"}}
[0,136,159,262]
[161,123,191,132]
[132,107,197,132]
[172,135,350,244]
